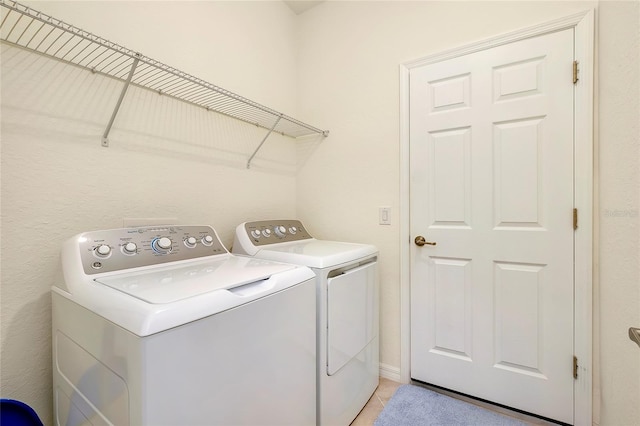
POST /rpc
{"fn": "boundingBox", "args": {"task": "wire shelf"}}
[0,0,328,165]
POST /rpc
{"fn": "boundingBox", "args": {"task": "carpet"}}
[374,385,528,426]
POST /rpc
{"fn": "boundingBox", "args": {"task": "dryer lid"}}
[256,240,377,269]
[95,256,295,304]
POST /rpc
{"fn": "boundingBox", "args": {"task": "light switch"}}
[379,207,391,225]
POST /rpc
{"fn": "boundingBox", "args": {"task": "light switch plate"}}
[379,207,391,225]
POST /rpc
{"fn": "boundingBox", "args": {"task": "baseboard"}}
[379,363,402,383]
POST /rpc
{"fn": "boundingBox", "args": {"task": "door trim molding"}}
[399,10,594,425]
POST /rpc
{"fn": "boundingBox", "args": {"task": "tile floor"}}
[350,378,402,425]
[350,378,559,426]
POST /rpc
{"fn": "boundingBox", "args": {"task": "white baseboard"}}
[379,363,403,383]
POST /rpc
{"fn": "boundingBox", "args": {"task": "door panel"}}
[430,128,471,226]
[430,257,472,360]
[493,261,545,376]
[410,29,574,424]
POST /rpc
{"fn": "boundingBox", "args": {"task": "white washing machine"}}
[233,220,379,426]
[52,225,316,426]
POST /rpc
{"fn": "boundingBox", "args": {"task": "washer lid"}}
[95,256,295,304]
[255,240,377,269]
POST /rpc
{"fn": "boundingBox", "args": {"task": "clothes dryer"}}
[53,225,316,426]
[233,220,379,426]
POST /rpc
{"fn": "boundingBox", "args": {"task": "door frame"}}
[399,10,594,425]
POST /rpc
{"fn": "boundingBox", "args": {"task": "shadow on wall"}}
[296,134,325,173]
[1,44,305,176]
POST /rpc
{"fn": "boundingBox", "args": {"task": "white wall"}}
[596,2,640,424]
[0,2,299,423]
[296,1,638,425]
[2,1,638,425]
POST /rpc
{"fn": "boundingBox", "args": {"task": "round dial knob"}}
[152,237,173,254]
[274,225,287,238]
[184,236,197,247]
[95,244,111,257]
[157,237,172,249]
[288,226,298,235]
[202,235,214,246]
[251,230,261,239]
[261,229,272,238]
[123,242,137,254]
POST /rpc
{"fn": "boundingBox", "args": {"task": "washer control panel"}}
[243,220,312,246]
[78,225,227,275]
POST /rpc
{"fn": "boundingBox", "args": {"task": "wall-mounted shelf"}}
[0,0,328,168]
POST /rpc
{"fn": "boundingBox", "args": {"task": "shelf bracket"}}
[102,54,140,147]
[246,114,283,169]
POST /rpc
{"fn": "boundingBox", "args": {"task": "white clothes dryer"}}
[52,225,316,426]
[233,220,379,426]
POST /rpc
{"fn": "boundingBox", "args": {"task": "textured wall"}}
[596,1,640,424]
[1,2,300,423]
[296,1,638,425]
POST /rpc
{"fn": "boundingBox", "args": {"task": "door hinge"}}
[573,60,579,84]
[573,208,578,230]
[573,355,579,379]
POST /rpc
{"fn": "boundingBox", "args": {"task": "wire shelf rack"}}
[0,0,328,167]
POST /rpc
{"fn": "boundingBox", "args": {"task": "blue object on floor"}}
[374,385,528,426]
[0,399,44,426]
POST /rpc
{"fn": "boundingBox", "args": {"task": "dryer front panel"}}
[326,261,378,375]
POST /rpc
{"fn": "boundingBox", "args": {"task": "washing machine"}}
[52,225,316,426]
[232,220,379,426]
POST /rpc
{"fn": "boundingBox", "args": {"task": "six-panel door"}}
[410,29,575,424]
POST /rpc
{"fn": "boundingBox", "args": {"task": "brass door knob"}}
[415,236,436,246]
[630,327,640,348]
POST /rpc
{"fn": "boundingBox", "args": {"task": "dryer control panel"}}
[76,225,227,275]
[242,220,312,246]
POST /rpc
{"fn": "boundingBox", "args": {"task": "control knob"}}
[123,242,137,254]
[94,244,111,258]
[184,236,197,248]
[288,226,298,235]
[251,230,261,239]
[152,237,173,254]
[274,225,287,238]
[261,229,272,238]
[202,235,214,246]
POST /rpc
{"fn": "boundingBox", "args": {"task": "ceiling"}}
[283,1,325,15]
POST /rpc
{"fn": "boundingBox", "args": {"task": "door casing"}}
[399,10,594,425]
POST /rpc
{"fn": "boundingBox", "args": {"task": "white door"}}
[410,29,575,423]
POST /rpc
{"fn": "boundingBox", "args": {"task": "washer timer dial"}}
[274,225,287,238]
[152,237,173,254]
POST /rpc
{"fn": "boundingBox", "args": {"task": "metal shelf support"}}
[247,114,283,169]
[102,54,140,147]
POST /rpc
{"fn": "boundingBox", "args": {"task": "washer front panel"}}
[78,225,226,275]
